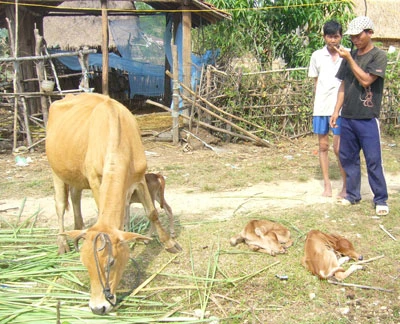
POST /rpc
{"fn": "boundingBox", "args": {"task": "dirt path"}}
[3,174,400,230]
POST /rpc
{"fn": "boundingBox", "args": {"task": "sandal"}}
[376,205,389,216]
[337,198,360,206]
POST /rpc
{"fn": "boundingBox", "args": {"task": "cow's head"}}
[64,228,150,315]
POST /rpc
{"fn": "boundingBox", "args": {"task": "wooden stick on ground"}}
[182,129,217,152]
[327,280,394,293]
[379,224,397,241]
[354,255,385,265]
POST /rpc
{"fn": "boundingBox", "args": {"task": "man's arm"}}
[330,81,345,128]
[334,46,378,88]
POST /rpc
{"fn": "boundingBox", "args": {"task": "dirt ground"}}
[1,133,400,323]
[1,135,399,229]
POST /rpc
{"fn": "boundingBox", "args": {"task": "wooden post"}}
[78,47,90,90]
[101,0,109,95]
[8,1,21,152]
[181,5,191,117]
[34,26,49,124]
[172,45,180,145]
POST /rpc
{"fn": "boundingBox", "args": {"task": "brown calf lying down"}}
[230,220,293,256]
[129,173,175,237]
[302,230,364,281]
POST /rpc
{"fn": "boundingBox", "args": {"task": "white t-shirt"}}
[308,46,343,116]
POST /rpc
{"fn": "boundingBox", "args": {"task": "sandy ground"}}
[3,174,400,231]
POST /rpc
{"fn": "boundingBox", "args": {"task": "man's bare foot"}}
[322,186,332,197]
[336,189,347,199]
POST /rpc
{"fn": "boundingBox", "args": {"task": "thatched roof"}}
[44,1,135,48]
[352,0,399,40]
[43,0,231,49]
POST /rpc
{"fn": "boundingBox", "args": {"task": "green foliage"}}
[381,51,400,136]
[193,0,355,67]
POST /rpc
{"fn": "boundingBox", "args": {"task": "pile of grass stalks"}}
[0,205,178,323]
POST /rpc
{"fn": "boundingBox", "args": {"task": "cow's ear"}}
[61,229,87,239]
[118,230,152,243]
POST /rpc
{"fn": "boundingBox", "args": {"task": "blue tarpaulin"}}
[53,14,219,99]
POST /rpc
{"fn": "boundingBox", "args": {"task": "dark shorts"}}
[313,116,341,135]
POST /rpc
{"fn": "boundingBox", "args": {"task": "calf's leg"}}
[136,180,181,253]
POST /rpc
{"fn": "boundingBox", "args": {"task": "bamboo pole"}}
[43,44,62,94]
[20,97,33,150]
[166,70,293,144]
[172,44,179,145]
[34,26,49,125]
[7,2,20,152]
[0,49,96,62]
[101,0,109,95]
[146,99,257,143]
[181,93,272,147]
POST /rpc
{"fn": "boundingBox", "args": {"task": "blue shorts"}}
[313,116,341,135]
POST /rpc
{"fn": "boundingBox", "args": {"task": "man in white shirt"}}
[308,20,346,198]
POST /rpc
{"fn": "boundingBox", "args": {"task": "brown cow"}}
[230,220,293,256]
[301,230,363,281]
[46,93,181,315]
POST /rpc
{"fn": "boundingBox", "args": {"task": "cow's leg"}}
[52,172,70,254]
[137,180,181,253]
[70,187,84,230]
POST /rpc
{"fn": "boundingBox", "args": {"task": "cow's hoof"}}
[58,244,70,255]
[165,241,182,253]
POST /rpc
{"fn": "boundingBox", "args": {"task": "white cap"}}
[344,16,374,35]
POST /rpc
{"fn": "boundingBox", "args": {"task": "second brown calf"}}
[230,220,293,256]
[302,230,363,281]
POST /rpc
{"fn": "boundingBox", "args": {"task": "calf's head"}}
[254,227,287,256]
[65,228,150,315]
[331,234,363,261]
